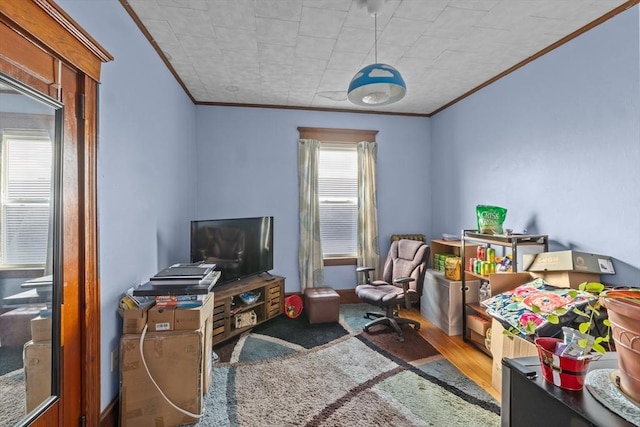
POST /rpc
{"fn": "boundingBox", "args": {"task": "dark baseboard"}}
[100,396,118,427]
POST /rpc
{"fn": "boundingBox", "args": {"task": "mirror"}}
[0,73,61,426]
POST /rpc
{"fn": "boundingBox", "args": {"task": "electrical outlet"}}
[110,348,118,372]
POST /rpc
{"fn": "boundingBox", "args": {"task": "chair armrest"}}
[393,277,415,308]
[393,277,414,285]
[357,266,375,284]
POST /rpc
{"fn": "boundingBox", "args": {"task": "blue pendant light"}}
[348,9,406,106]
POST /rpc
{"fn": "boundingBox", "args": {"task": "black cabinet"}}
[501,354,636,427]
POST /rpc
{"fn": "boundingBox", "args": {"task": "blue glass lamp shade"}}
[347,63,406,106]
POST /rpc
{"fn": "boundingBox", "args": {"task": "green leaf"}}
[524,321,537,334]
[554,307,568,316]
[592,342,606,354]
[568,289,579,298]
[603,319,611,327]
[578,338,589,348]
[578,323,590,334]
[531,304,541,314]
[572,307,589,318]
[585,282,605,294]
[547,314,559,324]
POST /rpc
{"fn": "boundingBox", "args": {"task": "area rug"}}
[198,304,500,426]
[0,369,26,426]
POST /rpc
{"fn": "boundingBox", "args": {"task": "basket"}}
[284,295,303,319]
[535,337,598,391]
[234,310,257,329]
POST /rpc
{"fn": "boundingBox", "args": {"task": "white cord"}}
[138,324,204,419]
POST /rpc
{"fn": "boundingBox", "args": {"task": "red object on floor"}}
[284,295,303,318]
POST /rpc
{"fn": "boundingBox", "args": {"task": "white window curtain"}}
[357,141,380,279]
[298,139,324,291]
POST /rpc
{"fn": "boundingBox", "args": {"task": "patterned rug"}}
[0,369,26,426]
[199,304,500,426]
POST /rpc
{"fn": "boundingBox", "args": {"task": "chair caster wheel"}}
[398,336,405,343]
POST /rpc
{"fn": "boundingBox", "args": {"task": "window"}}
[1,131,52,268]
[318,144,357,258]
[298,127,378,266]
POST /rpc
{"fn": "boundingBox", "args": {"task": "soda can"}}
[487,247,496,263]
[469,257,477,272]
[474,259,482,274]
[482,261,490,276]
[477,246,486,261]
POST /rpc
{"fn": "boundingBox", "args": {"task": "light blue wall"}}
[431,6,640,286]
[57,0,198,411]
[47,0,640,414]
[195,106,431,292]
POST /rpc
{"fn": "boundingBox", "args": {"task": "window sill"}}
[0,268,45,279]
[324,257,356,266]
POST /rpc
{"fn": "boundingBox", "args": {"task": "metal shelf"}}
[460,229,549,350]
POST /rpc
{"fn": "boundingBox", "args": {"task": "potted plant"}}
[599,286,640,404]
[528,282,640,397]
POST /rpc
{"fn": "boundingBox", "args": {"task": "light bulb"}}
[362,91,390,105]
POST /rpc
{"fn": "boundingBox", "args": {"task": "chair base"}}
[363,307,420,343]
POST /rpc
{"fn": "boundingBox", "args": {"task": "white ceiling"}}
[123,0,630,115]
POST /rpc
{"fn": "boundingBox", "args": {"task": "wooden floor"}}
[400,307,501,402]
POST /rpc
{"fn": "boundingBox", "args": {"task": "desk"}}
[501,354,635,427]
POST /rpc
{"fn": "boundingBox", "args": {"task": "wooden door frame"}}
[0,1,112,425]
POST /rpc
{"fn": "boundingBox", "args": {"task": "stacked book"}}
[150,263,218,286]
[155,294,209,309]
[149,263,220,308]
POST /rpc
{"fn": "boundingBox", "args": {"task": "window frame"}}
[297,127,378,266]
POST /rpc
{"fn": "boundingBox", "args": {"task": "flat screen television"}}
[190,216,273,285]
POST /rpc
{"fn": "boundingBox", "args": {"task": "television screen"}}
[190,216,273,284]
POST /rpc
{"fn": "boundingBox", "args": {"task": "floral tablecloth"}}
[480,278,594,337]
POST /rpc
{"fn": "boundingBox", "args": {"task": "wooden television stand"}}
[211,274,284,346]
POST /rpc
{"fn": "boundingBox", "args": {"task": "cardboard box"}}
[146,293,214,332]
[24,340,52,412]
[487,270,596,294]
[469,330,487,348]
[0,306,45,346]
[119,304,151,334]
[30,315,52,342]
[482,271,602,394]
[523,250,615,275]
[466,313,490,337]
[120,327,205,426]
[147,306,175,331]
[174,293,214,330]
[529,271,601,289]
[490,318,538,393]
[421,270,480,335]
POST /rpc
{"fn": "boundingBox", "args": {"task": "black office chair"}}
[355,238,430,342]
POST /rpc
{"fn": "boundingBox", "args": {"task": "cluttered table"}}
[501,353,638,427]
